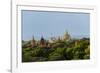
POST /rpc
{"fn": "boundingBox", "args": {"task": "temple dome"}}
[63,31,71,41]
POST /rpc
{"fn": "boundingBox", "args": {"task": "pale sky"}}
[22,10,90,40]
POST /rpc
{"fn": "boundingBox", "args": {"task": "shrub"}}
[22,52,32,62]
[64,48,74,60]
[48,52,65,61]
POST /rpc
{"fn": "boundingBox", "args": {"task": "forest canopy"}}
[22,32,90,62]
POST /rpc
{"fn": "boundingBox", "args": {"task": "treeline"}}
[22,38,90,62]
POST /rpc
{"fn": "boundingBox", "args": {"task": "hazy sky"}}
[22,10,90,40]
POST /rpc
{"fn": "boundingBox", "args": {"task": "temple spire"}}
[63,30,71,41]
[31,35,36,48]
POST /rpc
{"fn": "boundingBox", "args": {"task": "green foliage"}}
[31,48,51,57]
[22,51,32,62]
[22,41,31,48]
[48,48,66,60]
[55,48,65,54]
[22,38,90,62]
[65,48,74,60]
[48,52,65,61]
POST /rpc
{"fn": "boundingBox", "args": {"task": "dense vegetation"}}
[22,38,90,62]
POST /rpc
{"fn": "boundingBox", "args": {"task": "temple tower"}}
[63,31,71,41]
[31,35,36,48]
[39,36,46,48]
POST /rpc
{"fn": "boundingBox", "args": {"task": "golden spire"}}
[63,30,71,41]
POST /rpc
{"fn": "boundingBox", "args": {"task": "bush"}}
[64,48,74,60]
[22,52,32,62]
[22,38,90,62]
[48,52,65,61]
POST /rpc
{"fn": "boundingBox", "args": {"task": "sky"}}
[21,10,90,40]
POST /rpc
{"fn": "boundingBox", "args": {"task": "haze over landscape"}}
[22,10,90,62]
[22,10,90,40]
